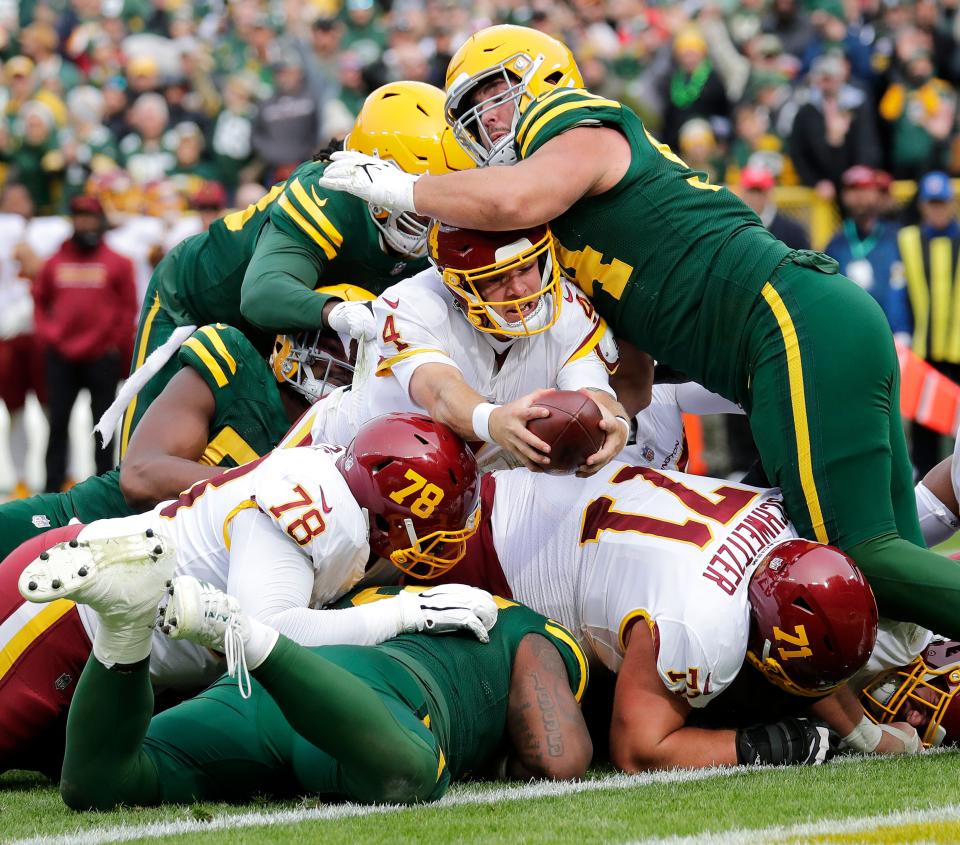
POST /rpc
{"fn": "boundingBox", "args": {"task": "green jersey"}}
[514,88,791,399]
[0,324,291,558]
[336,586,588,779]
[156,159,427,336]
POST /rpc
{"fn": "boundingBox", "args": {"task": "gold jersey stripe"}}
[310,184,345,247]
[223,499,260,549]
[0,599,76,681]
[183,336,229,387]
[375,347,447,377]
[200,426,259,467]
[278,195,337,259]
[520,98,621,158]
[516,88,580,143]
[290,178,344,248]
[197,326,237,375]
[545,621,589,702]
[760,282,828,544]
[564,319,607,366]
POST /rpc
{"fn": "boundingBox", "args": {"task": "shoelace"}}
[223,613,252,700]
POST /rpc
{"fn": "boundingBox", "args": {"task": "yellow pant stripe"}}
[183,337,229,387]
[520,99,621,158]
[197,326,237,375]
[223,499,259,549]
[930,236,952,361]
[0,599,76,681]
[761,282,828,543]
[120,293,162,456]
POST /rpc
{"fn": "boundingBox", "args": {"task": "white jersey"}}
[286,268,619,469]
[76,445,369,689]
[621,383,743,472]
[485,463,796,707]
[0,213,31,339]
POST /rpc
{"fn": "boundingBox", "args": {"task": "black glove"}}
[735,717,838,766]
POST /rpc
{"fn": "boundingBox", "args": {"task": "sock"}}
[243,614,280,670]
[9,407,27,481]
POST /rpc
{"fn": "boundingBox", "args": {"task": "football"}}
[527,389,605,474]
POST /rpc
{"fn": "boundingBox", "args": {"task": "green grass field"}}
[4,751,960,845]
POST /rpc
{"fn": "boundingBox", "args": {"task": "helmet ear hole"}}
[544,71,563,84]
[374,514,390,533]
[792,596,814,615]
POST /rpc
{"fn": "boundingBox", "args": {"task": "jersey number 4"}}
[579,466,757,549]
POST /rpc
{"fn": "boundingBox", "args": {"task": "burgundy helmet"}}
[861,639,960,747]
[337,413,481,579]
[747,538,878,697]
[427,220,562,337]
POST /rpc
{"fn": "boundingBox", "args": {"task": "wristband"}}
[615,415,631,434]
[842,715,883,753]
[472,402,498,444]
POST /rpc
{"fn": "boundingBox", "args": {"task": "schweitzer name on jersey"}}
[702,497,791,595]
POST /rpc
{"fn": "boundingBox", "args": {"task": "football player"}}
[913,431,960,547]
[51,579,590,810]
[276,221,629,474]
[318,26,960,642]
[0,309,358,561]
[411,461,922,769]
[96,81,472,458]
[0,414,484,776]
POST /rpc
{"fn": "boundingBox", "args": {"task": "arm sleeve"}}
[226,509,407,646]
[240,219,332,332]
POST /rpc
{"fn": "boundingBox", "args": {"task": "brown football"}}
[527,389,605,474]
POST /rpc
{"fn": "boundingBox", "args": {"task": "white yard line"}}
[10,766,743,845]
[630,803,960,845]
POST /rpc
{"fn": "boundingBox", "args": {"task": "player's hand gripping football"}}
[487,390,555,472]
[318,151,420,214]
[396,585,499,643]
[578,390,629,477]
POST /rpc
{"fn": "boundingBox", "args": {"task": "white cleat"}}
[157,576,252,697]
[18,528,177,630]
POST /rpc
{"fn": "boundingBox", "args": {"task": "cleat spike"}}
[153,545,163,556]
[146,529,154,538]
[39,552,49,561]
[69,540,79,548]
[51,579,61,589]
[77,567,88,577]
[28,581,37,591]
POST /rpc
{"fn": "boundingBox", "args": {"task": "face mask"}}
[72,230,104,251]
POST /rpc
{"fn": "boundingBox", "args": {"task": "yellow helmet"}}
[427,219,562,340]
[444,24,583,167]
[345,81,473,258]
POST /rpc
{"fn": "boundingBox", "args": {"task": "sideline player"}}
[278,222,628,473]
[98,81,472,457]
[318,26,960,640]
[413,462,921,769]
[0,414,483,775]
[47,578,590,809]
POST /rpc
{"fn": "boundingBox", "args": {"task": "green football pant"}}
[59,637,449,811]
[0,470,131,560]
[744,256,960,638]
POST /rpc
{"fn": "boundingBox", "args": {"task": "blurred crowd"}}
[2,0,960,218]
[4,0,960,493]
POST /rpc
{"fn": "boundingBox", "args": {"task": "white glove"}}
[326,300,376,355]
[318,150,420,214]
[396,585,499,643]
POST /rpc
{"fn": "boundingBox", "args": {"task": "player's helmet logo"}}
[337,413,481,579]
[427,219,562,338]
[860,639,960,747]
[444,25,582,167]
[746,538,878,697]
[345,81,473,258]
